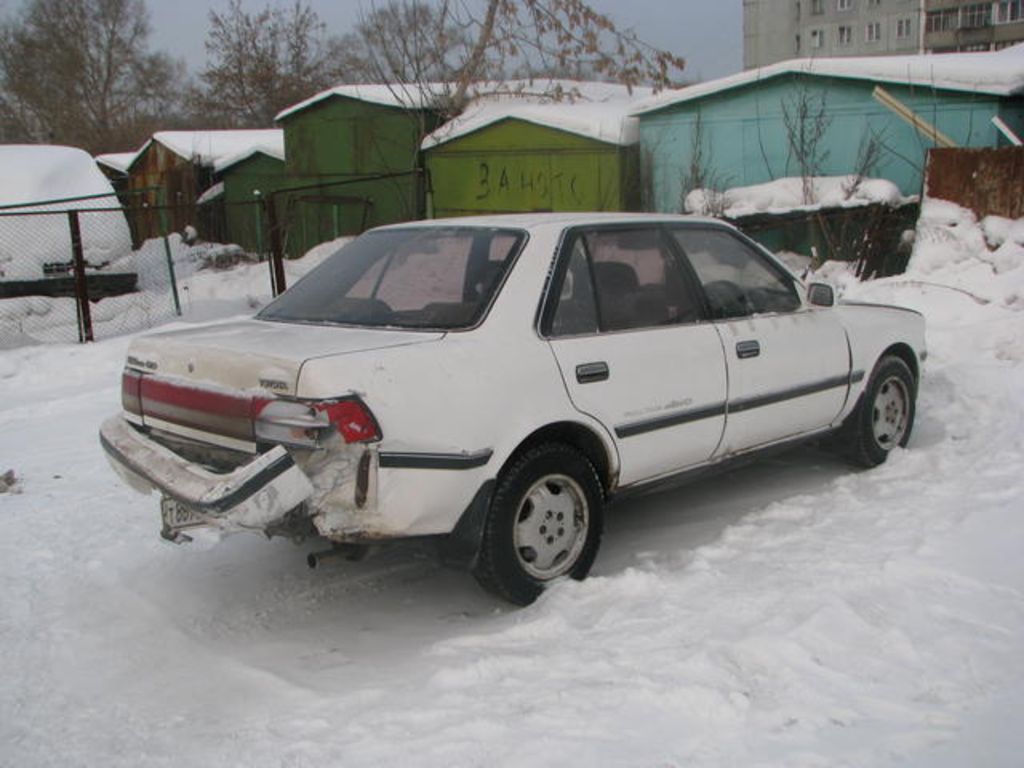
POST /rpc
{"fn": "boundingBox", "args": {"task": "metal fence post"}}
[253,190,264,260]
[264,194,287,296]
[156,188,182,316]
[67,211,94,343]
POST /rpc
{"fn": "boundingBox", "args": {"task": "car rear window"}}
[257,227,526,330]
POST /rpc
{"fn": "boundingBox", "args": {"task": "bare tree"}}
[337,0,686,117]
[678,111,731,216]
[337,2,472,86]
[781,81,832,205]
[195,0,345,127]
[0,0,182,153]
[842,126,886,200]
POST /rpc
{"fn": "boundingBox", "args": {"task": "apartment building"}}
[924,0,1024,52]
[744,0,1024,68]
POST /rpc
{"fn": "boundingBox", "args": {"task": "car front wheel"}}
[473,443,604,605]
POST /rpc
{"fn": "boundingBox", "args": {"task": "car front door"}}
[670,226,851,456]
[542,226,728,486]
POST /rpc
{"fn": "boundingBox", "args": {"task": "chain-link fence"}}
[0,191,183,347]
[0,171,428,348]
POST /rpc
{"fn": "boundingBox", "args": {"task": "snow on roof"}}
[636,43,1024,115]
[421,80,654,149]
[138,130,284,170]
[684,176,913,218]
[275,82,449,121]
[213,144,286,174]
[196,181,225,205]
[1,145,120,207]
[94,152,138,175]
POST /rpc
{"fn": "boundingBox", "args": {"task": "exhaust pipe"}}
[306,544,369,569]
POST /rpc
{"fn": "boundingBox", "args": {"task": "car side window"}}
[671,228,801,319]
[547,227,701,336]
[551,239,599,336]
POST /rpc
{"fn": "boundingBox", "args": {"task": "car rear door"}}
[669,225,851,456]
[542,225,728,486]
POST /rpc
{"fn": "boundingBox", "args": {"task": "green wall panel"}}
[425,119,635,216]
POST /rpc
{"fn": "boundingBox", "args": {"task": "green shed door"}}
[427,120,626,216]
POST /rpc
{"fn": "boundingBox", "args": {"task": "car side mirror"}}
[807,282,835,307]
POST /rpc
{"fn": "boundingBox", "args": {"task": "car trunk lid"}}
[123,319,441,449]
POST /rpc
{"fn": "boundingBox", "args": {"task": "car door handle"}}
[576,361,610,384]
[736,340,761,359]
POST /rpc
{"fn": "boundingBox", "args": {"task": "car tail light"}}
[254,397,381,448]
[122,369,142,416]
[316,399,381,444]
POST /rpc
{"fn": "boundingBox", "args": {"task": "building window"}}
[838,25,853,44]
[837,0,852,10]
[997,0,1022,22]
[926,8,960,32]
[811,0,824,13]
[961,3,993,28]
[896,18,913,38]
[811,28,824,47]
[868,0,881,5]
[865,21,882,41]
[960,42,992,50]
[995,38,1024,48]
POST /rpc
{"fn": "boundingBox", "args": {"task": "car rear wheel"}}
[843,355,916,468]
[473,443,603,606]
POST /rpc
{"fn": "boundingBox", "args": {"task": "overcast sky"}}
[0,0,742,84]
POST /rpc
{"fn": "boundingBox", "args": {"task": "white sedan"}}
[100,213,925,604]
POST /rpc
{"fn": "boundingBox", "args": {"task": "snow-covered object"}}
[685,175,911,217]
[139,130,284,172]
[0,145,131,279]
[637,43,1024,114]
[422,81,653,149]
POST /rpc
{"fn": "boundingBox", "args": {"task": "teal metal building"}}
[637,46,1024,211]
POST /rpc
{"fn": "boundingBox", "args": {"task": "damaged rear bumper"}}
[99,415,314,530]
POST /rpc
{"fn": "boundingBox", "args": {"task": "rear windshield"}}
[257,227,526,330]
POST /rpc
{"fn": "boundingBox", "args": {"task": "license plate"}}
[160,497,208,531]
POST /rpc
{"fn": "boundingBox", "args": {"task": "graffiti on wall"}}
[473,161,584,206]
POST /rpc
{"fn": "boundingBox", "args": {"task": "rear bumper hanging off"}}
[99,415,314,529]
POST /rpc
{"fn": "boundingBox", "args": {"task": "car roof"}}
[371,212,730,234]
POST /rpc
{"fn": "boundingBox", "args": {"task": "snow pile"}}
[0,145,132,279]
[173,237,342,321]
[685,175,911,217]
[819,197,1024,316]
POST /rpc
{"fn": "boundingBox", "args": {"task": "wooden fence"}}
[925,147,1024,220]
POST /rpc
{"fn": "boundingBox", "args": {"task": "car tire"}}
[473,443,604,606]
[842,355,917,468]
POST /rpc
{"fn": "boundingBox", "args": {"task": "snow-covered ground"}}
[1,209,1023,766]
